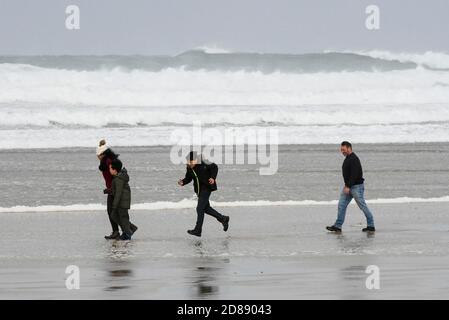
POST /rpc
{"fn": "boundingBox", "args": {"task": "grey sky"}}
[0,0,448,55]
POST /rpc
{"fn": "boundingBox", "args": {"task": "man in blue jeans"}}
[327,141,376,233]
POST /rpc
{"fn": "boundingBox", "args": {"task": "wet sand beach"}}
[1,202,449,299]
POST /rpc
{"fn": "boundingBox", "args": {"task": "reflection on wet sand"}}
[329,232,378,299]
[192,266,219,298]
[337,265,369,299]
[189,239,231,299]
[104,265,134,292]
[103,242,135,292]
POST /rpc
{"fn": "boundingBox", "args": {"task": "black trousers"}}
[195,190,224,232]
[107,195,119,232]
[111,208,133,236]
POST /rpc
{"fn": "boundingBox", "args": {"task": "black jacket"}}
[98,149,119,172]
[342,152,365,188]
[182,161,218,195]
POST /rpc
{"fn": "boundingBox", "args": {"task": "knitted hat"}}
[96,139,109,156]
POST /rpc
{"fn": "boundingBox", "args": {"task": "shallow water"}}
[1,143,449,208]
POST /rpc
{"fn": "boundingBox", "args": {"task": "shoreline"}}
[2,195,449,214]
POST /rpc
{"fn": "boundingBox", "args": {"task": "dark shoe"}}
[326,225,342,233]
[222,216,230,232]
[130,223,138,234]
[105,231,120,240]
[362,226,376,232]
[187,229,202,237]
[119,233,132,241]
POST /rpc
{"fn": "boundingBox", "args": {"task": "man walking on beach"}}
[326,141,376,233]
[178,151,230,237]
[110,159,138,240]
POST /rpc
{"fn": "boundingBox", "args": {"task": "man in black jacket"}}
[178,151,230,237]
[326,141,375,233]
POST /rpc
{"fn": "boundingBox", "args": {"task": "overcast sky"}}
[0,0,448,55]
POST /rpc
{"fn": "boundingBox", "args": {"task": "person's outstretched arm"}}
[179,168,193,186]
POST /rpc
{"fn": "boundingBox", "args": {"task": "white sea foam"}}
[1,50,449,148]
[194,45,232,54]
[1,64,448,108]
[1,121,449,149]
[1,196,449,213]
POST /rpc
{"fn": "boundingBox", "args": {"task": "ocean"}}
[1,49,449,149]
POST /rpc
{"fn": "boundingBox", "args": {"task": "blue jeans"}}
[334,184,375,228]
